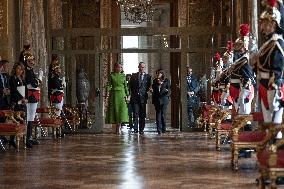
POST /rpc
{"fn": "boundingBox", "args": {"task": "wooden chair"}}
[207,106,220,138]
[0,110,26,151]
[62,106,80,132]
[214,108,231,150]
[33,107,63,138]
[230,112,267,171]
[257,124,284,189]
[196,104,212,132]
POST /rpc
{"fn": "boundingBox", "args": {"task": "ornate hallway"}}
[0,125,260,189]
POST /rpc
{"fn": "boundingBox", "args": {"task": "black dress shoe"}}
[9,140,17,149]
[0,136,8,144]
[29,139,39,145]
[157,131,161,134]
[134,130,138,133]
[26,140,32,148]
[139,131,144,135]
[276,177,284,185]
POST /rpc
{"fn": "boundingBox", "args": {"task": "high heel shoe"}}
[9,140,17,149]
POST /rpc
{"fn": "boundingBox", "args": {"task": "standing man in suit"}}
[152,69,170,134]
[129,62,151,134]
[0,60,11,110]
[187,67,199,128]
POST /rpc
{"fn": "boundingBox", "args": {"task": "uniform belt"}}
[230,79,241,83]
[52,89,64,94]
[219,85,225,89]
[27,84,40,90]
[259,71,269,79]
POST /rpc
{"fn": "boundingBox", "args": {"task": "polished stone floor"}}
[0,124,266,189]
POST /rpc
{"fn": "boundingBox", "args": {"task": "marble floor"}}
[0,124,275,189]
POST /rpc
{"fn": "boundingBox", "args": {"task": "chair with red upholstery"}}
[0,110,26,151]
[212,108,231,150]
[62,106,80,132]
[257,125,284,189]
[196,104,212,132]
[230,112,268,171]
[33,107,63,138]
[205,106,221,138]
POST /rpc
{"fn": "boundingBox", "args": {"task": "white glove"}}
[221,91,229,105]
[62,76,66,87]
[273,90,282,111]
[38,69,44,81]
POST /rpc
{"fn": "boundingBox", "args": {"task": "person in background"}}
[129,62,151,134]
[0,60,11,147]
[25,52,43,148]
[49,63,65,116]
[125,74,133,130]
[105,63,129,134]
[186,67,199,128]
[257,1,284,135]
[151,69,170,134]
[19,44,31,63]
[0,60,11,110]
[9,62,27,149]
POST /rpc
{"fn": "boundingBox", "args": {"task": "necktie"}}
[139,73,143,85]
[0,74,5,88]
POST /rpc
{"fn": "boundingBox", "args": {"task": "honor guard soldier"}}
[48,55,59,102]
[19,44,31,63]
[25,52,43,147]
[211,52,223,105]
[49,63,65,116]
[222,41,234,69]
[218,68,233,108]
[230,24,255,115]
[257,0,284,134]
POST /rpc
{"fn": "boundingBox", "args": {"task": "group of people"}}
[212,0,284,134]
[105,62,171,135]
[0,45,66,149]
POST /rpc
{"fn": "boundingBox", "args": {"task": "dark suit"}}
[0,73,10,110]
[129,72,151,132]
[187,74,199,127]
[152,78,170,133]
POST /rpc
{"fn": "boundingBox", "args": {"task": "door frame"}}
[49,26,231,132]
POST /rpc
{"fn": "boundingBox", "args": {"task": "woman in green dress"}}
[105,63,129,134]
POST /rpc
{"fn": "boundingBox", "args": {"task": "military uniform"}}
[211,82,221,105]
[230,53,255,114]
[49,66,65,116]
[257,33,284,124]
[218,68,233,107]
[24,52,42,147]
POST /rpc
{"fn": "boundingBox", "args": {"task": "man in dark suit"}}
[129,62,151,134]
[187,67,199,128]
[152,69,170,134]
[0,60,10,110]
[0,60,11,147]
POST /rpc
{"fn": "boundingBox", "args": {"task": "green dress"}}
[105,72,129,124]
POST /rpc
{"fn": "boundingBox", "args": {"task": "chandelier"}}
[116,0,154,24]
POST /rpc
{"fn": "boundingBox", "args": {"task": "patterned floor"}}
[0,124,272,189]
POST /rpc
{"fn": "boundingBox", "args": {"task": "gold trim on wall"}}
[0,0,8,37]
